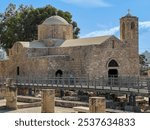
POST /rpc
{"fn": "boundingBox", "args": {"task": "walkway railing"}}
[0,76,150,96]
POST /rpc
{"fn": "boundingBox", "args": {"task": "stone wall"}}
[45,36,139,78]
[38,24,73,40]
[0,36,139,79]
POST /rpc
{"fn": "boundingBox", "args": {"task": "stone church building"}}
[0,12,139,79]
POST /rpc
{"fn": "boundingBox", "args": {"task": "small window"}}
[112,40,115,49]
[131,22,135,30]
[17,66,20,76]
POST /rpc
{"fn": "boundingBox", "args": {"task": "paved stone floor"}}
[0,99,75,113]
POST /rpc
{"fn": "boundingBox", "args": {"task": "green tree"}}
[0,4,80,49]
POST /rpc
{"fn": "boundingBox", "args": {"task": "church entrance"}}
[108,69,118,85]
[108,69,118,77]
[107,59,119,85]
[107,59,119,77]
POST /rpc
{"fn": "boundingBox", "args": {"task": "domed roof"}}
[42,15,69,25]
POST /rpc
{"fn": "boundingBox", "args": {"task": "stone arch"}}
[107,59,119,77]
[108,59,119,67]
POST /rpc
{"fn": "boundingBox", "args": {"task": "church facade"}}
[0,12,139,79]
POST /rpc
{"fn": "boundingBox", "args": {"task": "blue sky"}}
[0,0,150,53]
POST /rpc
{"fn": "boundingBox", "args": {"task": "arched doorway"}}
[108,69,118,77]
[107,59,119,77]
[55,70,63,77]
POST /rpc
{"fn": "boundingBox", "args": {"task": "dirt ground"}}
[0,99,75,113]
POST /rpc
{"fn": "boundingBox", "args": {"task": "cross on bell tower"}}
[127,9,131,16]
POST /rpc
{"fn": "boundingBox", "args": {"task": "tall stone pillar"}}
[89,97,106,113]
[41,89,55,113]
[5,78,17,110]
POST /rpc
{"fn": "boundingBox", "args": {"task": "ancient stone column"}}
[41,89,55,113]
[5,78,18,110]
[89,97,106,113]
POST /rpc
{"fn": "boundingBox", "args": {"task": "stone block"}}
[5,78,17,110]
[89,97,106,113]
[41,89,55,113]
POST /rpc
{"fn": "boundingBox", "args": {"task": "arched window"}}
[131,22,135,39]
[131,22,135,30]
[108,60,119,67]
[122,22,125,39]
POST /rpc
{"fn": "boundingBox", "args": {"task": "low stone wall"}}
[55,100,88,108]
[17,96,41,103]
[17,102,41,109]
[15,96,116,109]
[16,96,88,109]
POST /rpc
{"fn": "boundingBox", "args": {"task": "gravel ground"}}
[0,99,75,113]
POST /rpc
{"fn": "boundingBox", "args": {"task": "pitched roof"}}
[60,35,112,47]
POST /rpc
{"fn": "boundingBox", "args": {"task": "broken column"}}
[41,89,55,113]
[5,78,18,110]
[89,97,106,113]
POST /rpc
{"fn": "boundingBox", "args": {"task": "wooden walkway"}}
[1,76,150,96]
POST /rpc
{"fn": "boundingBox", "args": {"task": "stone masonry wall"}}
[38,24,73,40]
[45,36,139,79]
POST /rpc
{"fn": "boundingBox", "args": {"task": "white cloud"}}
[82,21,150,38]
[82,26,119,37]
[139,21,150,29]
[61,0,111,7]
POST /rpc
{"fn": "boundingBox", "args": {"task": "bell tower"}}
[120,10,138,54]
[120,10,139,76]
